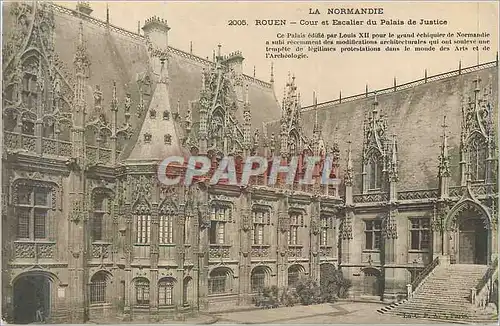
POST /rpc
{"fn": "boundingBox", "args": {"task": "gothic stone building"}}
[1,1,498,324]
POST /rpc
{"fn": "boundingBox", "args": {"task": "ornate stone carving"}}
[14,242,35,258]
[251,247,269,257]
[69,199,85,224]
[278,211,289,233]
[240,208,252,232]
[92,243,110,259]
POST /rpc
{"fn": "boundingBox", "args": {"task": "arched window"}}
[90,272,108,304]
[366,155,383,191]
[209,267,232,295]
[135,278,150,305]
[468,136,487,181]
[183,277,192,305]
[288,265,303,288]
[158,277,175,306]
[251,267,267,292]
[15,183,52,240]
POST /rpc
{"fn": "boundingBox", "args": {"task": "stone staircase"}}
[379,264,498,322]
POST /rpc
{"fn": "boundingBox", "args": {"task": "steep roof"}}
[266,63,498,193]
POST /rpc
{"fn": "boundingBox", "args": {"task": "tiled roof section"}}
[266,63,498,193]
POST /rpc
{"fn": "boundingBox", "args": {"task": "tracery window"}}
[364,220,382,250]
[366,155,383,191]
[251,210,271,245]
[287,212,303,245]
[251,267,267,292]
[468,137,487,181]
[135,278,150,305]
[409,218,430,251]
[209,205,231,245]
[90,272,108,304]
[158,278,175,306]
[16,184,51,240]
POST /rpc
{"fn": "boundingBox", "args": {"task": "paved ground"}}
[211,302,459,324]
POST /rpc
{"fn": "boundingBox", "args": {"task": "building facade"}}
[1,1,498,323]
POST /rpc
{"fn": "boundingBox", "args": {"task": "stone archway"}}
[13,273,53,324]
[445,199,492,265]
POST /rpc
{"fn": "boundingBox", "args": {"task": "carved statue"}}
[53,76,61,98]
[124,93,131,112]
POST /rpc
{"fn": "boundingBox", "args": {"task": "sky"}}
[56,1,498,107]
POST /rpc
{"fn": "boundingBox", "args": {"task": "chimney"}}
[76,1,93,15]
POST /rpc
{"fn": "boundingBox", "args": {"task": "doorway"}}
[458,217,488,264]
[13,274,51,324]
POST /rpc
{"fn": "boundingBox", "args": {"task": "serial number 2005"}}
[228,20,247,26]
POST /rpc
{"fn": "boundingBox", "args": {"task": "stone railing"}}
[407,256,440,299]
[471,258,498,309]
[85,146,112,165]
[398,189,439,201]
[14,241,56,259]
[353,192,388,203]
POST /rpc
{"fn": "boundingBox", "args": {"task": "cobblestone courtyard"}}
[211,302,461,324]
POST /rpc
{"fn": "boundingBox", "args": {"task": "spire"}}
[190,41,193,54]
[253,66,256,79]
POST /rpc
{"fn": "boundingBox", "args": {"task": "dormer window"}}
[164,134,171,145]
[163,111,170,120]
[150,109,156,119]
[144,133,152,143]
